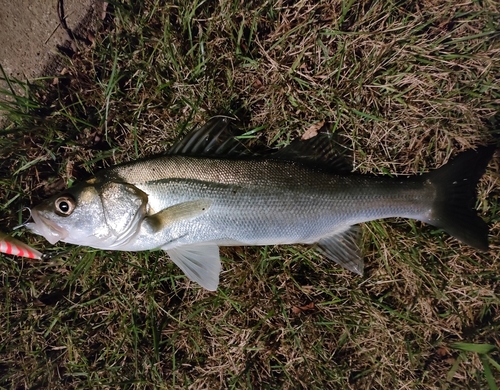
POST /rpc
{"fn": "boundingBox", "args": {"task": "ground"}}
[0,0,97,94]
[0,0,499,389]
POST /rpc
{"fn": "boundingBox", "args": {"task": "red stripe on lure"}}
[0,232,42,260]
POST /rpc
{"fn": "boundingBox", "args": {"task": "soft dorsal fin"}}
[272,131,352,174]
[168,117,248,156]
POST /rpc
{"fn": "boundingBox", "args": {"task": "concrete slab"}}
[0,0,100,119]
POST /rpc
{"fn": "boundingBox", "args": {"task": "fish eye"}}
[54,196,75,216]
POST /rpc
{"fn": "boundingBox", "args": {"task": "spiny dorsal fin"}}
[169,117,248,156]
[272,130,352,174]
[170,118,352,173]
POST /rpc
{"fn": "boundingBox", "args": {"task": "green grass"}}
[1,0,499,388]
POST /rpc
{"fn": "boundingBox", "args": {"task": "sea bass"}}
[27,118,495,290]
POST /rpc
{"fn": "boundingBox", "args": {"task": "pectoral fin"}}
[165,243,221,291]
[146,199,212,232]
[316,226,363,275]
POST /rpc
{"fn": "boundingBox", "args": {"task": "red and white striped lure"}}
[0,232,42,259]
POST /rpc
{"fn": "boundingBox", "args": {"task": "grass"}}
[1,0,499,388]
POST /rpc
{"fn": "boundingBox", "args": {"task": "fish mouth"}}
[27,209,69,245]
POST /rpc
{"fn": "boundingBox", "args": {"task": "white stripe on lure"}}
[0,232,42,259]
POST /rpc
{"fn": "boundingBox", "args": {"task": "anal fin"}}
[165,243,221,291]
[316,226,363,275]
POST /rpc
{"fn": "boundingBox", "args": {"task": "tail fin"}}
[424,146,496,250]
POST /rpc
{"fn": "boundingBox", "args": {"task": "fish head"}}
[27,180,149,249]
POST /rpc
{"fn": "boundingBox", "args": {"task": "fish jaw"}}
[26,208,69,245]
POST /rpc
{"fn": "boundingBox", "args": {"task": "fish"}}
[26,117,496,290]
[0,231,42,259]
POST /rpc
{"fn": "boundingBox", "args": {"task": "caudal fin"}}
[425,146,496,250]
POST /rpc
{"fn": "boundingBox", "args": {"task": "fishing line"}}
[13,207,33,230]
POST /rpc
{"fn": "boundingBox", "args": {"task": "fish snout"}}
[26,208,69,245]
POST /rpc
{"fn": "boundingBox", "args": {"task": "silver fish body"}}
[27,118,495,290]
[108,156,433,250]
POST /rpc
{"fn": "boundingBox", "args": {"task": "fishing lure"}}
[0,232,42,259]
